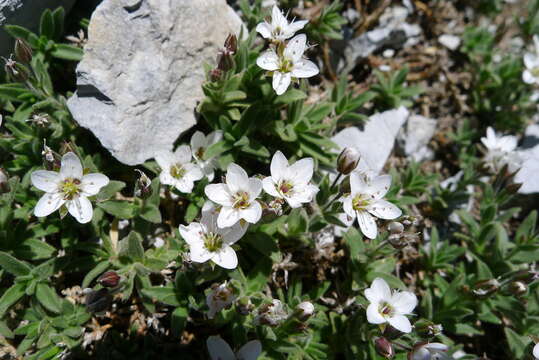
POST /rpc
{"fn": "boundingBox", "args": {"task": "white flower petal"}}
[285,20,308,38]
[81,173,109,196]
[189,242,214,264]
[368,199,401,220]
[159,171,174,186]
[221,222,247,244]
[271,5,288,30]
[240,201,262,224]
[388,314,412,333]
[174,178,195,193]
[256,50,280,71]
[534,343,539,359]
[365,175,392,199]
[207,336,236,360]
[424,343,448,353]
[273,71,292,95]
[349,172,367,195]
[256,21,273,39]
[523,70,538,84]
[291,59,319,78]
[34,192,65,217]
[262,177,280,198]
[226,163,250,194]
[411,347,431,360]
[270,151,289,182]
[175,145,192,164]
[60,152,83,180]
[284,34,306,62]
[179,222,205,245]
[217,206,241,228]
[366,303,386,324]
[211,246,238,269]
[357,210,377,239]
[31,170,60,192]
[207,131,223,146]
[248,178,263,199]
[524,53,539,69]
[190,131,206,156]
[237,340,262,360]
[66,196,93,224]
[205,184,233,206]
[342,197,355,219]
[184,163,204,182]
[365,277,392,303]
[287,157,314,184]
[390,291,418,315]
[155,152,172,171]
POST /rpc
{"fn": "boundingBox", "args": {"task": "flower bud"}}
[388,222,404,234]
[512,270,539,284]
[14,38,32,64]
[472,279,500,298]
[223,34,237,55]
[217,53,234,72]
[85,288,112,313]
[98,271,120,288]
[236,296,254,315]
[134,169,152,199]
[210,68,222,82]
[337,148,360,175]
[42,141,61,171]
[375,337,394,359]
[296,301,315,321]
[0,168,9,193]
[414,319,443,339]
[508,281,527,296]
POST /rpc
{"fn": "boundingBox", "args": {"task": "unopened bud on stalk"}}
[0,168,9,193]
[472,279,500,298]
[375,337,394,359]
[508,281,527,296]
[98,271,121,288]
[296,301,315,321]
[337,148,360,175]
[223,34,237,55]
[236,296,254,315]
[134,169,152,199]
[210,68,222,82]
[512,269,539,284]
[14,39,32,64]
[388,221,404,234]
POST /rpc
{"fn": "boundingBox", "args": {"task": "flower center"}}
[233,191,250,209]
[352,194,371,211]
[278,58,293,73]
[532,66,539,77]
[278,180,293,196]
[195,147,205,160]
[379,302,394,317]
[60,178,81,200]
[272,26,283,37]
[203,232,223,252]
[170,163,186,179]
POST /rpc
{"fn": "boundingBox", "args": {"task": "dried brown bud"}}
[224,34,237,55]
[98,271,120,288]
[472,279,500,298]
[512,270,539,284]
[0,168,9,193]
[210,68,223,82]
[14,38,32,64]
[134,169,152,199]
[85,288,112,313]
[3,55,29,82]
[337,148,360,175]
[236,296,254,315]
[508,281,527,296]
[375,337,394,359]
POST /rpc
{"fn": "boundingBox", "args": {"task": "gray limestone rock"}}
[516,124,539,194]
[397,114,436,162]
[0,0,75,58]
[67,0,243,165]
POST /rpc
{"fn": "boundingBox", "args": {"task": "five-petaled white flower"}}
[206,282,236,319]
[207,335,262,360]
[480,126,522,173]
[523,35,539,85]
[190,130,223,182]
[179,207,245,269]
[262,151,319,208]
[256,34,319,95]
[205,163,263,228]
[342,172,401,239]
[156,145,203,193]
[410,342,450,360]
[31,152,109,224]
[256,5,308,43]
[365,278,418,333]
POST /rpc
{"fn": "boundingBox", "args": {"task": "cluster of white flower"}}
[480,126,522,173]
[256,5,319,95]
[523,35,539,85]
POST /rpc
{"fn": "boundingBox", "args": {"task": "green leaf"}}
[0,320,14,339]
[4,25,34,43]
[139,203,162,223]
[97,200,137,219]
[39,9,55,38]
[0,282,26,317]
[119,231,145,262]
[141,286,181,306]
[0,251,32,276]
[171,307,189,337]
[274,88,307,105]
[82,261,110,288]
[50,44,83,61]
[96,180,126,201]
[504,327,531,359]
[35,283,61,314]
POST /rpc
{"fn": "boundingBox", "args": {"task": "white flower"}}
[256,34,319,95]
[206,282,236,319]
[410,343,450,360]
[364,278,417,333]
[155,145,203,193]
[31,152,109,224]
[190,130,223,182]
[254,299,288,326]
[342,172,401,239]
[523,35,539,85]
[256,5,308,42]
[262,151,318,208]
[207,336,262,360]
[534,343,539,359]
[179,209,245,269]
[205,163,263,228]
[480,126,522,173]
